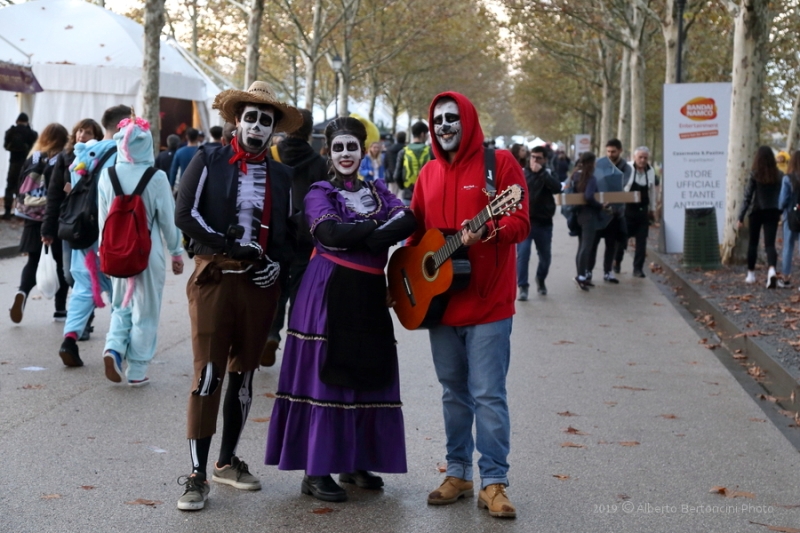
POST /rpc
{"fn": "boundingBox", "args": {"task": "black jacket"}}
[526,166,561,225]
[154,149,176,174]
[41,150,74,238]
[273,137,329,252]
[4,124,38,163]
[384,141,406,183]
[738,171,782,222]
[175,144,294,264]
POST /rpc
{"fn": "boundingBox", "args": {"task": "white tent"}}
[0,0,221,188]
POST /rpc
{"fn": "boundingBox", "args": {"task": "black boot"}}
[339,470,384,490]
[301,475,347,502]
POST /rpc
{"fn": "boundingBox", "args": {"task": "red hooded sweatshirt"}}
[408,92,530,326]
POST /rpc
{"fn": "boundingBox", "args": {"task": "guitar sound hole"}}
[424,256,437,278]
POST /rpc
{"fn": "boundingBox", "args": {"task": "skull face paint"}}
[330,134,362,176]
[237,105,274,152]
[433,99,462,152]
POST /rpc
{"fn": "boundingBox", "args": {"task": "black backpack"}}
[789,173,800,233]
[57,147,117,249]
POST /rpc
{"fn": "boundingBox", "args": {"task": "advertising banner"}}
[662,83,731,253]
[574,134,591,155]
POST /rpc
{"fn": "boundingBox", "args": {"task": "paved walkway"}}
[1,228,799,532]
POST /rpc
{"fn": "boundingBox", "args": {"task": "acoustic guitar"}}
[387,184,524,330]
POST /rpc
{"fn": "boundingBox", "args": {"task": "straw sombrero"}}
[213,81,303,133]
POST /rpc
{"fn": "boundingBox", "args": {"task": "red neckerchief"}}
[228,136,267,174]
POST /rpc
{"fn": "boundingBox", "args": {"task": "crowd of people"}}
[2,83,526,518]
[5,78,798,518]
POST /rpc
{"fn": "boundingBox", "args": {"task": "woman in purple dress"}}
[266,117,416,502]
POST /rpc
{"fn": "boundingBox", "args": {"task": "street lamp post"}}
[675,0,686,83]
[331,54,342,117]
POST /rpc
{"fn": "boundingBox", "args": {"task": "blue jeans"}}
[783,218,799,277]
[516,223,553,287]
[429,318,512,489]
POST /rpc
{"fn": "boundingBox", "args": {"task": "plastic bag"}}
[36,245,60,299]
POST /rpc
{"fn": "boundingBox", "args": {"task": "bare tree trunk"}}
[786,89,800,153]
[599,40,616,146]
[617,47,631,151]
[143,0,165,156]
[628,3,646,158]
[721,0,772,264]
[302,0,325,111]
[190,0,198,56]
[337,0,361,116]
[662,0,678,84]
[244,0,264,89]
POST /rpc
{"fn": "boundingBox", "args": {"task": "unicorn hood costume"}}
[96,117,184,384]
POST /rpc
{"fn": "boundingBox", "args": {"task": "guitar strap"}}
[483,148,496,197]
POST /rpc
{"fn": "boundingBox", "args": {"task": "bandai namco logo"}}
[680,97,717,121]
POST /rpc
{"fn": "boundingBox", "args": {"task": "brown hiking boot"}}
[427,476,473,505]
[478,483,516,518]
[260,338,279,367]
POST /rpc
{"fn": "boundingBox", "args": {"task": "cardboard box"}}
[555,191,641,206]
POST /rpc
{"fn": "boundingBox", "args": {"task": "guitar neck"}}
[432,206,492,270]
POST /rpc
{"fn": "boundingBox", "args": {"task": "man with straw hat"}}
[174,81,302,511]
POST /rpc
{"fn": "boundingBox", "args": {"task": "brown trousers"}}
[185,255,279,439]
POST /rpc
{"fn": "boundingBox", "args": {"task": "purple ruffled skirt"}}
[265,255,407,475]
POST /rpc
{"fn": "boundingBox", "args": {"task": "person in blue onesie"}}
[97,115,184,387]
[58,105,130,368]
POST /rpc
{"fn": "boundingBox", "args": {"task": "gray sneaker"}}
[177,475,209,511]
[212,456,261,490]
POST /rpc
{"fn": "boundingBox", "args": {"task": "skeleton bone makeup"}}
[433,99,462,153]
[330,134,363,177]
[237,105,275,153]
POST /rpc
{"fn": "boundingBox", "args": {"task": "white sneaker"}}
[767,267,777,289]
[745,271,756,284]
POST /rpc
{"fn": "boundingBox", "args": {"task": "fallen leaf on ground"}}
[436,463,446,473]
[262,392,276,398]
[756,394,779,403]
[41,494,61,499]
[619,441,640,446]
[311,507,337,514]
[563,426,589,435]
[553,340,574,345]
[552,474,570,480]
[250,417,270,423]
[618,493,631,500]
[659,414,678,419]
[612,386,650,391]
[710,486,755,498]
[557,411,578,416]
[21,384,44,390]
[79,486,95,490]
[605,401,617,406]
[747,365,767,379]
[748,521,800,532]
[777,409,797,419]
[560,442,586,448]
[749,418,767,423]
[125,499,162,506]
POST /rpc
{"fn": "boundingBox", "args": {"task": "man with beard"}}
[174,81,302,511]
[407,93,529,519]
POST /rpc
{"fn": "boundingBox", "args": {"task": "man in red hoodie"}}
[408,93,529,518]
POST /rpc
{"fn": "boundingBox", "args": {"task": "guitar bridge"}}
[400,268,416,307]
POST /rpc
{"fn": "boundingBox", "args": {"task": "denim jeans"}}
[429,318,512,489]
[517,223,553,287]
[782,218,799,277]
